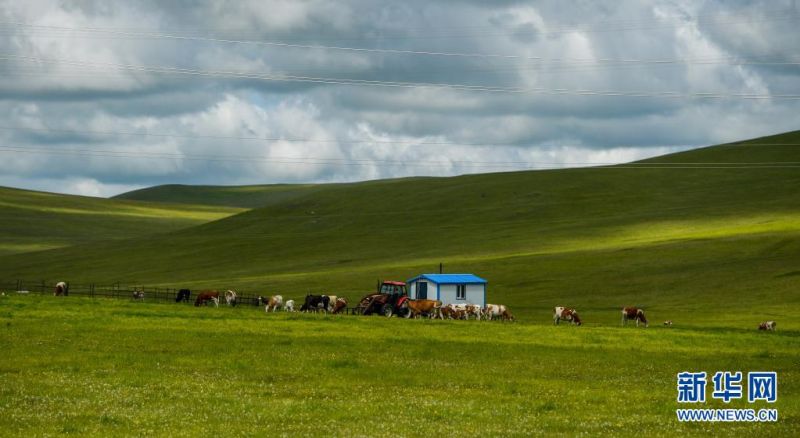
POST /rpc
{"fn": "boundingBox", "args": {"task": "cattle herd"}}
[46,282,779,330]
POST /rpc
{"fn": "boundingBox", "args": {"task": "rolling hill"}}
[1,131,799,326]
[113,183,321,208]
[0,186,244,256]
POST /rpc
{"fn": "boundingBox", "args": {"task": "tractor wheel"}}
[381,303,394,318]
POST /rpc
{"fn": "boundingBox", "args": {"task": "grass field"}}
[1,131,799,435]
[1,296,797,436]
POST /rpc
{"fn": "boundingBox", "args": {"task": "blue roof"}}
[407,273,487,284]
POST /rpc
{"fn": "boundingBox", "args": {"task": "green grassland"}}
[0,187,243,256]
[0,297,796,436]
[1,131,799,435]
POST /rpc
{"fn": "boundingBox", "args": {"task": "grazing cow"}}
[465,304,483,320]
[553,306,582,326]
[440,306,457,319]
[224,290,238,306]
[324,295,338,312]
[663,320,673,327]
[264,295,283,312]
[758,321,776,331]
[331,297,348,314]
[406,299,442,319]
[195,291,220,307]
[54,281,68,296]
[622,307,648,327]
[300,294,330,313]
[175,289,191,303]
[284,299,295,312]
[484,304,514,321]
[132,290,145,301]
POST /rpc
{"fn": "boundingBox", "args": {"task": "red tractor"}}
[356,280,411,317]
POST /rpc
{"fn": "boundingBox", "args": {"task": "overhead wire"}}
[2,54,798,99]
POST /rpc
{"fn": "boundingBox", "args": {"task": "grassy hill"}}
[0,186,244,256]
[113,183,320,208]
[1,131,799,327]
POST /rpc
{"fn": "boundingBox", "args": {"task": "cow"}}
[224,290,238,306]
[440,305,458,319]
[663,320,673,327]
[331,297,348,314]
[263,295,283,312]
[553,306,582,326]
[132,290,145,301]
[622,307,648,327]
[467,304,483,320]
[326,295,338,312]
[300,294,330,313]
[484,304,515,322]
[175,289,191,303]
[284,299,295,312]
[195,291,220,307]
[406,299,442,319]
[54,281,68,296]
[758,321,776,331]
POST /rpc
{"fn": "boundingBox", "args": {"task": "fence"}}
[0,279,265,307]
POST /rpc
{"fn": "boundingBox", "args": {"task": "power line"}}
[1,12,798,56]
[3,54,798,99]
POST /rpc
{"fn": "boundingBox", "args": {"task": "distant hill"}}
[0,186,243,256]
[2,130,799,325]
[114,183,320,208]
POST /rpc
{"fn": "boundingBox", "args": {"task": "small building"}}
[406,273,486,307]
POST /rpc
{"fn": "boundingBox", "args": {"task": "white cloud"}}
[0,0,796,196]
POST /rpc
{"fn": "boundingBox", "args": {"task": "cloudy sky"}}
[0,0,798,196]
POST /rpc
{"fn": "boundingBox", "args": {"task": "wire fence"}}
[0,279,265,307]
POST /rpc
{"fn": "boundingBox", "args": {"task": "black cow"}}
[175,289,191,303]
[300,294,330,313]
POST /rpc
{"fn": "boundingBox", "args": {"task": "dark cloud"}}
[0,0,797,196]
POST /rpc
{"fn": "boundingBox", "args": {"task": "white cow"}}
[224,290,238,306]
[284,299,295,312]
[326,295,338,312]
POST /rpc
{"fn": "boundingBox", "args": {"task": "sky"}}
[0,0,798,197]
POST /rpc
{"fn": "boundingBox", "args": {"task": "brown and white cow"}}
[54,281,68,296]
[622,307,648,327]
[195,290,220,307]
[553,306,582,326]
[331,297,348,314]
[758,321,776,331]
[263,295,283,312]
[484,304,515,322]
[440,306,458,320]
[406,299,442,319]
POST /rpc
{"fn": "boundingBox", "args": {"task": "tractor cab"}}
[378,281,408,296]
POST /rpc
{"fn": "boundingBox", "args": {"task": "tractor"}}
[356,280,410,317]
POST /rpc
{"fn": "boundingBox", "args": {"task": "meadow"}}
[0,296,797,437]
